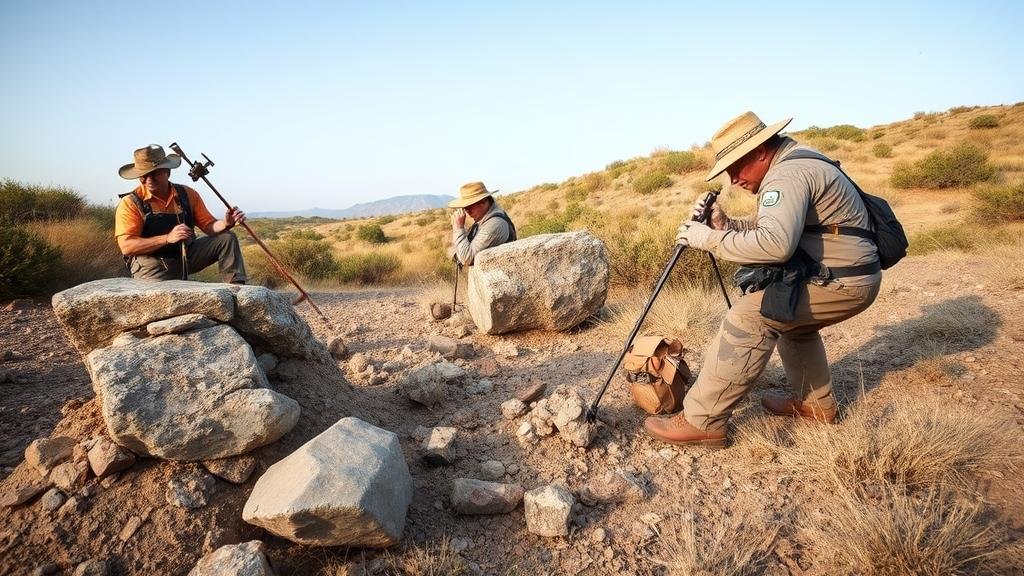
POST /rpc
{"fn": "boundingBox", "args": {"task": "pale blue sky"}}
[1,1,1021,211]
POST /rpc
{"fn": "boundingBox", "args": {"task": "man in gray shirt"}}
[449,181,516,266]
[644,111,882,448]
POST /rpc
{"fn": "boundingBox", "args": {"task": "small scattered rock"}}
[25,437,76,476]
[579,470,647,505]
[72,559,110,576]
[146,314,216,336]
[411,426,432,441]
[592,527,608,543]
[348,353,371,374]
[422,427,457,465]
[202,455,258,484]
[427,335,474,360]
[402,361,467,406]
[40,488,65,512]
[492,342,520,359]
[256,353,278,375]
[429,302,453,321]
[475,357,500,377]
[480,460,506,480]
[166,469,216,509]
[524,485,574,537]
[0,481,49,508]
[500,398,528,420]
[31,563,59,576]
[87,438,136,478]
[465,378,493,395]
[450,478,524,515]
[328,336,348,360]
[119,515,143,542]
[50,461,88,492]
[188,540,276,576]
[515,379,546,403]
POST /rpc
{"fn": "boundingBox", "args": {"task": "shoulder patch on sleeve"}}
[761,190,781,207]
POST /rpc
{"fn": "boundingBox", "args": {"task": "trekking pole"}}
[451,257,462,311]
[168,143,333,328]
[707,253,732,308]
[585,191,720,423]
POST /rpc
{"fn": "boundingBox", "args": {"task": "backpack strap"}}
[118,190,150,215]
[172,183,194,227]
[468,210,517,243]
[779,148,876,240]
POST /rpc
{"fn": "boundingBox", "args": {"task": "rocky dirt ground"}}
[1,250,1023,575]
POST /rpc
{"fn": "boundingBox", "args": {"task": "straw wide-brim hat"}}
[448,181,498,208]
[119,144,181,179]
[706,112,792,181]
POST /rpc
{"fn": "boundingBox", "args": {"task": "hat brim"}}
[448,190,497,209]
[118,154,181,180]
[705,118,792,182]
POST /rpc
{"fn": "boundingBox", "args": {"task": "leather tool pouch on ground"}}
[735,249,822,323]
[623,336,691,414]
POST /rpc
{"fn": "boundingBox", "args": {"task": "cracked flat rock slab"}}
[87,324,299,461]
[242,417,412,548]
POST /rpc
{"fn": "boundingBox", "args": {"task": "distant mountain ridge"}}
[250,194,454,219]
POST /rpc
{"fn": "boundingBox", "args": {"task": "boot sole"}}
[643,430,727,449]
[762,406,836,424]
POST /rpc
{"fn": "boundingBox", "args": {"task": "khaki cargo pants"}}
[128,232,247,284]
[683,275,881,432]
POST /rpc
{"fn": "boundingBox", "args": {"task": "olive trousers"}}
[128,232,247,284]
[683,275,881,432]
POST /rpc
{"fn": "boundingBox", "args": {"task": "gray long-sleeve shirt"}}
[702,137,880,286]
[451,201,514,266]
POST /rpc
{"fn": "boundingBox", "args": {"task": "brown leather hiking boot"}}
[761,393,837,424]
[643,412,727,448]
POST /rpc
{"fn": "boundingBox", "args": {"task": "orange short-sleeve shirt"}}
[114,184,217,238]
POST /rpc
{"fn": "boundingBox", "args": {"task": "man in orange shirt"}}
[115,144,247,283]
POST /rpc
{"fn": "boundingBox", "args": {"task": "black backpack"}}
[782,149,908,269]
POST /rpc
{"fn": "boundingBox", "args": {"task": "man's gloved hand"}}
[691,195,729,230]
[676,220,714,250]
[451,209,467,231]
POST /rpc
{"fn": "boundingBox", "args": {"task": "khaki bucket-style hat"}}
[448,181,498,208]
[705,112,792,181]
[118,144,182,179]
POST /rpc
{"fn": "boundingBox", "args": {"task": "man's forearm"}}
[118,234,173,257]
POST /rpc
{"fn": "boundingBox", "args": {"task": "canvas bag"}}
[622,336,691,415]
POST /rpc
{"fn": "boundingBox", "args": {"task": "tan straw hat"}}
[448,181,498,208]
[118,144,182,179]
[705,112,792,181]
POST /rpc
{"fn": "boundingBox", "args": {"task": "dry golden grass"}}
[802,482,1023,575]
[653,509,780,576]
[735,396,1023,493]
[26,218,124,290]
[599,284,726,345]
[382,535,469,576]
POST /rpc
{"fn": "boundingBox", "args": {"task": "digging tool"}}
[585,190,723,423]
[168,142,334,330]
[452,257,462,311]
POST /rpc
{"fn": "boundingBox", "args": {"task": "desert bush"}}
[632,171,672,195]
[82,204,117,230]
[0,225,62,297]
[872,142,893,158]
[531,183,558,193]
[239,245,279,287]
[284,228,324,241]
[661,151,705,174]
[271,236,337,280]
[968,114,999,129]
[871,129,886,139]
[890,142,995,189]
[654,509,779,576]
[335,251,401,284]
[26,219,125,290]
[578,171,608,194]
[564,185,588,204]
[546,199,560,211]
[802,124,866,142]
[356,223,388,244]
[606,159,636,179]
[414,215,433,226]
[377,214,397,225]
[971,182,1024,222]
[0,179,85,222]
[518,213,569,237]
[809,137,841,152]
[948,105,977,114]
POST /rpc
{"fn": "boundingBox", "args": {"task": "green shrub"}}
[632,171,672,195]
[661,151,705,174]
[0,225,62,297]
[532,183,558,193]
[335,251,401,284]
[579,171,608,194]
[285,228,324,241]
[518,213,569,237]
[546,199,560,211]
[890,142,995,189]
[377,215,397,225]
[968,114,999,129]
[606,159,636,180]
[356,224,388,244]
[802,124,866,142]
[606,160,627,171]
[414,215,432,226]
[811,138,841,152]
[564,185,589,204]
[872,143,893,159]
[0,180,85,222]
[871,130,886,139]
[82,204,117,231]
[971,182,1024,222]
[271,237,337,280]
[948,105,976,115]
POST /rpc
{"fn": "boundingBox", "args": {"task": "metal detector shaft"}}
[707,253,732,308]
[585,191,720,422]
[168,143,332,327]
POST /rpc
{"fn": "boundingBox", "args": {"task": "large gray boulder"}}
[52,278,235,353]
[87,324,299,461]
[242,417,412,548]
[230,285,324,360]
[467,231,608,334]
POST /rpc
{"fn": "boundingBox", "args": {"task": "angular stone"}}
[256,353,278,375]
[426,335,473,360]
[189,540,276,576]
[243,417,412,548]
[87,325,299,461]
[230,285,325,360]
[87,438,136,478]
[578,470,647,506]
[500,399,527,420]
[467,231,608,334]
[327,336,348,360]
[25,437,76,477]
[166,469,216,509]
[516,380,546,403]
[480,460,506,480]
[402,361,467,406]
[50,461,88,492]
[549,387,597,448]
[428,302,453,321]
[40,488,65,512]
[524,485,574,537]
[202,455,258,484]
[146,314,216,336]
[52,278,235,354]
[119,516,143,542]
[421,427,457,465]
[72,559,110,576]
[0,480,49,508]
[450,479,523,515]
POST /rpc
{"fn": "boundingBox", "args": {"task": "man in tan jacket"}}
[644,111,882,447]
